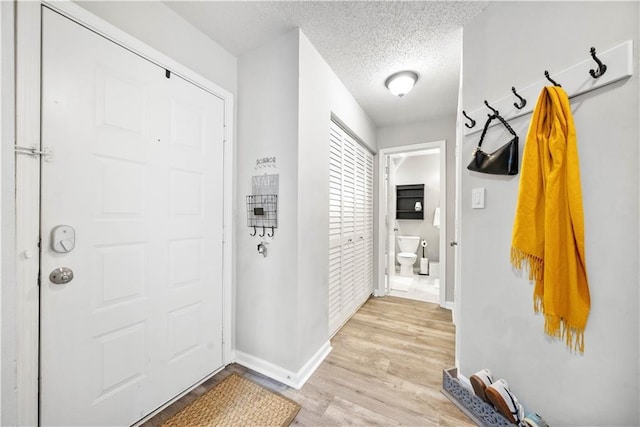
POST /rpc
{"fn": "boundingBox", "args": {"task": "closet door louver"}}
[353,145,366,303]
[328,127,343,330]
[328,121,374,336]
[364,153,374,300]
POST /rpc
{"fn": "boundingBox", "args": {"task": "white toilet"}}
[396,235,420,276]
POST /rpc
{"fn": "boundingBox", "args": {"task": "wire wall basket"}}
[246,194,278,237]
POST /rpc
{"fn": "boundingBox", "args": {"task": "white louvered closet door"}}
[353,145,366,303]
[341,135,356,314]
[364,152,374,300]
[328,121,374,336]
[328,127,343,330]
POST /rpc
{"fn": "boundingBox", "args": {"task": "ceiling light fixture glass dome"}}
[385,71,419,97]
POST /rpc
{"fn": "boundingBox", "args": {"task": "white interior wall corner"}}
[296,30,376,368]
[235,29,300,371]
[460,3,639,425]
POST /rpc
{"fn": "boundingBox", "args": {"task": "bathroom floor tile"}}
[388,273,440,304]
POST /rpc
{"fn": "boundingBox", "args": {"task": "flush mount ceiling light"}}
[385,71,419,97]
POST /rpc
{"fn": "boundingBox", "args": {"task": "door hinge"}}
[15,145,53,162]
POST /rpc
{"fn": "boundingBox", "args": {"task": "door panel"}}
[40,8,224,426]
[328,121,373,336]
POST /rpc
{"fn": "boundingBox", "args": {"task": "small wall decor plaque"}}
[255,156,276,169]
[252,174,279,196]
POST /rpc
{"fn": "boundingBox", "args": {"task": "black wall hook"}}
[483,100,499,116]
[259,226,266,237]
[250,226,257,236]
[462,110,476,129]
[544,71,562,87]
[267,227,274,237]
[511,86,527,109]
[589,47,607,78]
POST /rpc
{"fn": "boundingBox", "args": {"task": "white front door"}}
[40,8,224,425]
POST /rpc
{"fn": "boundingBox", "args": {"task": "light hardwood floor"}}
[143,296,474,426]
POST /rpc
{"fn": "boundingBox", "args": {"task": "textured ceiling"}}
[164,1,488,127]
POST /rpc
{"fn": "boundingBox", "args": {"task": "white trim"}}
[454,29,464,369]
[43,1,232,102]
[15,3,42,425]
[235,341,332,389]
[16,1,235,421]
[438,141,447,309]
[0,2,16,423]
[375,140,448,310]
[445,301,455,311]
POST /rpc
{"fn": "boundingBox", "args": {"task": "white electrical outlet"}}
[472,188,485,209]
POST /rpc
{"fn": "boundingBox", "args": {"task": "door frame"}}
[15,1,235,423]
[375,140,447,308]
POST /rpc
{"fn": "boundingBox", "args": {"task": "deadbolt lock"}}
[51,225,76,253]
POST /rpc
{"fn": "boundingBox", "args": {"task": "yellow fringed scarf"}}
[511,86,590,353]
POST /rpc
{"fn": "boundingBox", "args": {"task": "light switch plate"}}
[472,188,485,209]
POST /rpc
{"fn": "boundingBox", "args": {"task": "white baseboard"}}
[235,341,332,389]
[445,301,454,310]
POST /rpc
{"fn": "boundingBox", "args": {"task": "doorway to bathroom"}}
[376,141,447,306]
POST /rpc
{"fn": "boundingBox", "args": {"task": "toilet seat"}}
[397,252,417,260]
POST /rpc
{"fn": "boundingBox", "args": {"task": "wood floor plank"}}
[143,296,474,426]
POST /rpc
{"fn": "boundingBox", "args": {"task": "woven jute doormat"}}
[161,373,301,427]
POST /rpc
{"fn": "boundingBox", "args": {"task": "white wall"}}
[236,29,376,377]
[297,31,376,366]
[377,117,456,301]
[393,154,441,262]
[0,2,16,424]
[236,30,300,370]
[75,1,237,95]
[460,2,639,426]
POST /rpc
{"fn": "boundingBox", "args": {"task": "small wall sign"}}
[252,174,279,196]
[255,156,276,169]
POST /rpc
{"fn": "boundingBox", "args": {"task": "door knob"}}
[450,241,458,247]
[49,267,74,285]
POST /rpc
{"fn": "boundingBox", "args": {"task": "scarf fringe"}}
[534,294,543,313]
[510,247,543,281]
[535,295,585,353]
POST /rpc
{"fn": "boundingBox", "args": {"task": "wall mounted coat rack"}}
[463,40,634,136]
